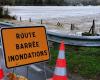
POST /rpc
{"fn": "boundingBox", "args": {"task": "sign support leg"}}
[13,68,14,73]
[27,66,29,79]
[43,62,47,80]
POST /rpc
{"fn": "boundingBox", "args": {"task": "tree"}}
[56,0,64,5]
[89,0,98,5]
[0,7,3,18]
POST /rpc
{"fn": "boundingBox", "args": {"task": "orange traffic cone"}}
[52,41,68,80]
[0,65,4,80]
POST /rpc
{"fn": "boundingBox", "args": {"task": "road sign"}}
[1,26,49,68]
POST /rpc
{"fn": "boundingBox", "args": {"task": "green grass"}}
[48,44,100,80]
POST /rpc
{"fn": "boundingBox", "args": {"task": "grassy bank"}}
[48,43,100,80]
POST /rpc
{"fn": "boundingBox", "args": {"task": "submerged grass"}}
[0,19,4,22]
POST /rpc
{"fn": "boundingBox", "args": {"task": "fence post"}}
[20,16,22,22]
[29,18,31,22]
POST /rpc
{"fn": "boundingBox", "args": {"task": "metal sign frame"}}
[1,26,50,68]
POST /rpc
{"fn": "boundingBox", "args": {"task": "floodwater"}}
[4,6,100,20]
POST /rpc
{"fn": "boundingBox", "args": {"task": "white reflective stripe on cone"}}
[54,67,67,76]
[58,51,65,59]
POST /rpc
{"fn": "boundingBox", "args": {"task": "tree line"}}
[0,0,100,6]
[0,0,65,6]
